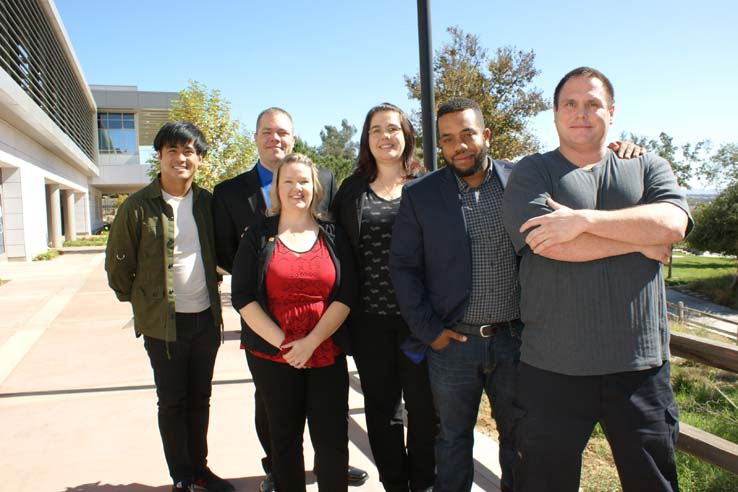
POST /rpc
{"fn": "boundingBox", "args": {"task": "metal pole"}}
[416,0,436,170]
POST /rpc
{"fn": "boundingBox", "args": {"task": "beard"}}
[443,144,489,178]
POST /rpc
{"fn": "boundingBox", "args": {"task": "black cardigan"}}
[230,215,357,356]
[330,174,371,267]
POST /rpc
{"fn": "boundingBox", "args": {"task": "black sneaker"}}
[193,468,235,492]
[172,480,194,492]
[259,472,275,492]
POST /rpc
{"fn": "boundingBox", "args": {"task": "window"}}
[98,113,136,153]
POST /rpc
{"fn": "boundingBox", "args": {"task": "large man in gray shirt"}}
[503,67,691,492]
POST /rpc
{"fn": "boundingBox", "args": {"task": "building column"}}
[75,192,90,234]
[48,184,63,248]
[64,190,76,241]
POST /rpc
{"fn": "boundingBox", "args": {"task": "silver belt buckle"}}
[479,324,493,338]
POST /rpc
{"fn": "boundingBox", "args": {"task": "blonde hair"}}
[268,153,325,219]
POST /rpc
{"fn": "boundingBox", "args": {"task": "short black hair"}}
[553,66,615,110]
[436,97,485,130]
[153,121,208,157]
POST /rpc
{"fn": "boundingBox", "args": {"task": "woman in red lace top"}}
[231,153,357,492]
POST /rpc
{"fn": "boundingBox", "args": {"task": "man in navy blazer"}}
[390,98,522,492]
[212,107,367,491]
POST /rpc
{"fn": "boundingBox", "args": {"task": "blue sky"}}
[56,0,736,186]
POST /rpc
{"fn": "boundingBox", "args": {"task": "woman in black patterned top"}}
[332,103,437,492]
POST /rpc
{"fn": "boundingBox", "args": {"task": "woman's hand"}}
[281,335,320,369]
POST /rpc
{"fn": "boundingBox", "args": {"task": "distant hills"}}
[686,189,718,207]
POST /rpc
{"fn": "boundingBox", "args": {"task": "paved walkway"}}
[666,287,738,339]
[0,251,503,492]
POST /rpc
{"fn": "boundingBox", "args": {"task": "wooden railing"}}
[668,301,738,342]
[670,332,738,474]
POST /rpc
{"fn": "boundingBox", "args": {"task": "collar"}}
[454,158,494,193]
[142,174,200,201]
[256,160,273,186]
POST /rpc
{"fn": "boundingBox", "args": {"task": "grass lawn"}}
[672,358,738,491]
[668,254,738,309]
[63,233,108,247]
[33,248,60,261]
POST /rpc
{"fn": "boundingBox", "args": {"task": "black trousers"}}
[246,353,273,474]
[248,356,338,476]
[352,314,437,492]
[248,352,350,492]
[144,308,220,483]
[513,361,679,492]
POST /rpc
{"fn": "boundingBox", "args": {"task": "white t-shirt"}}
[162,189,210,313]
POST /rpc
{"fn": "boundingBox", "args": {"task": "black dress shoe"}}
[347,465,369,486]
[259,472,275,492]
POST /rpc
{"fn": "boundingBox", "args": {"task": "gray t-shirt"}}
[502,149,692,376]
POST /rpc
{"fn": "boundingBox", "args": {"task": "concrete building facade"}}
[0,0,176,261]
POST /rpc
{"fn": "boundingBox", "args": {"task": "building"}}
[0,0,175,261]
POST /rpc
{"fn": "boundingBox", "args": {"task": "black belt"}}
[454,320,516,338]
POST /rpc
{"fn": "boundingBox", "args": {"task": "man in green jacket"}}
[106,121,233,492]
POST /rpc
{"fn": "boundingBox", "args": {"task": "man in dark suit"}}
[212,107,367,492]
[390,98,522,492]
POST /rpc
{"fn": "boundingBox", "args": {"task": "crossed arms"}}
[520,198,688,263]
[502,153,692,263]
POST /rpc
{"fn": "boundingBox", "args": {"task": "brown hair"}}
[355,103,422,182]
[554,66,614,109]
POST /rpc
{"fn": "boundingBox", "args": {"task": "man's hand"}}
[521,198,590,254]
[281,336,319,369]
[430,329,467,351]
[608,141,646,159]
[640,244,672,264]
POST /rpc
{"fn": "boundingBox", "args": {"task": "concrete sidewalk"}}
[666,287,738,339]
[0,251,503,492]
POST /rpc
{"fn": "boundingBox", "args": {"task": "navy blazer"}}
[212,164,336,273]
[389,161,512,347]
[390,166,470,346]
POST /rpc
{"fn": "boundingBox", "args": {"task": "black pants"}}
[144,308,219,483]
[352,314,437,492]
[513,361,679,492]
[248,352,350,492]
[246,353,273,474]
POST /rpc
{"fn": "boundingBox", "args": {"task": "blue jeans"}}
[427,323,521,492]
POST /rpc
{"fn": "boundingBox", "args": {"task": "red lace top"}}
[249,235,342,367]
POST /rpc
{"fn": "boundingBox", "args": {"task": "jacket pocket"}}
[131,286,165,334]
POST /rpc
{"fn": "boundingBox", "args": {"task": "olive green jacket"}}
[105,178,223,342]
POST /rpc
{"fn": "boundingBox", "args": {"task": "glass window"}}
[97,112,136,153]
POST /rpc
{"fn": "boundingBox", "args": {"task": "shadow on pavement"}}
[61,476,263,491]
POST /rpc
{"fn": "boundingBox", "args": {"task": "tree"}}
[621,132,711,188]
[699,142,738,190]
[314,120,358,184]
[687,182,738,293]
[318,119,358,161]
[293,136,319,160]
[147,81,257,191]
[405,26,550,160]
[294,135,355,185]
